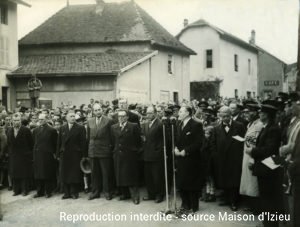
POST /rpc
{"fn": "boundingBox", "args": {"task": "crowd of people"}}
[0,93,299,227]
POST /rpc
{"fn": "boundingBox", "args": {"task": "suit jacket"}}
[57,123,86,183]
[7,126,33,178]
[235,114,249,130]
[251,122,281,161]
[211,120,245,188]
[33,124,57,179]
[175,118,204,190]
[87,116,114,158]
[141,118,164,162]
[111,121,141,186]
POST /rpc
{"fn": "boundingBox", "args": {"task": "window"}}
[0,4,8,25]
[206,49,213,68]
[248,59,251,75]
[167,55,173,74]
[234,89,238,98]
[234,54,238,72]
[173,92,179,104]
[0,36,9,66]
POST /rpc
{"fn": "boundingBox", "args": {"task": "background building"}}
[8,0,195,108]
[178,19,288,100]
[0,0,30,110]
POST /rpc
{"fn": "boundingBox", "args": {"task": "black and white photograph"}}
[0,0,299,226]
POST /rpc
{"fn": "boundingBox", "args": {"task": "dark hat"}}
[243,100,260,111]
[19,106,28,113]
[202,108,214,116]
[168,104,180,111]
[289,92,300,102]
[277,92,289,102]
[112,99,119,106]
[75,116,86,123]
[164,108,173,116]
[260,100,278,114]
[275,100,285,111]
[198,101,209,108]
[128,104,137,110]
[80,158,91,174]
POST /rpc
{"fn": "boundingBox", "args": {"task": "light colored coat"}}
[240,118,263,197]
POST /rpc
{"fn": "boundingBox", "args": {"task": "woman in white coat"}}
[240,101,263,213]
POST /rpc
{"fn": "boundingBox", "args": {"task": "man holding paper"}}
[211,106,245,211]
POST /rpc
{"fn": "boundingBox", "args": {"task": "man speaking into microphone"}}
[174,105,204,215]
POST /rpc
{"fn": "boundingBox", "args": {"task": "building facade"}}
[257,48,287,99]
[9,1,194,108]
[177,19,258,100]
[0,0,29,110]
[178,19,288,100]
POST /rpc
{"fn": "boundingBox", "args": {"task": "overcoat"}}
[33,124,58,179]
[239,118,263,197]
[141,119,164,162]
[175,118,205,190]
[211,120,245,189]
[57,123,86,184]
[111,122,141,186]
[7,126,33,178]
[251,122,283,214]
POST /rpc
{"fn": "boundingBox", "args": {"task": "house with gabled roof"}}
[8,0,195,108]
[0,0,30,110]
[177,19,287,100]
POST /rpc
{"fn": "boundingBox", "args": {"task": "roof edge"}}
[8,0,31,7]
[120,50,158,73]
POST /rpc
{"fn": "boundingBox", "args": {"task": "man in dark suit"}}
[175,105,204,214]
[111,109,142,204]
[7,113,33,196]
[87,103,114,200]
[57,112,86,199]
[32,113,58,198]
[141,106,164,203]
[211,105,245,211]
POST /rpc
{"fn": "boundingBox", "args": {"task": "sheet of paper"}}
[232,135,245,142]
[262,157,280,170]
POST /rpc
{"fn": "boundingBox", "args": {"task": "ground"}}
[0,188,266,227]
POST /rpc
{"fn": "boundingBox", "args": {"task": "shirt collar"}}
[183,117,191,127]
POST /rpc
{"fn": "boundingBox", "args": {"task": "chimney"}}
[66,0,69,7]
[249,29,256,45]
[183,19,188,28]
[95,0,105,15]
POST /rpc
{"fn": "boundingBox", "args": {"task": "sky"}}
[17,0,299,64]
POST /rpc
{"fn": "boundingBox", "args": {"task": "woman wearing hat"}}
[239,101,263,214]
[247,100,283,227]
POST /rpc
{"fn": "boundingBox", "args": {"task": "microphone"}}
[170,116,177,125]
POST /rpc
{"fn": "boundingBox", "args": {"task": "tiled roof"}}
[9,52,153,76]
[19,1,195,55]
